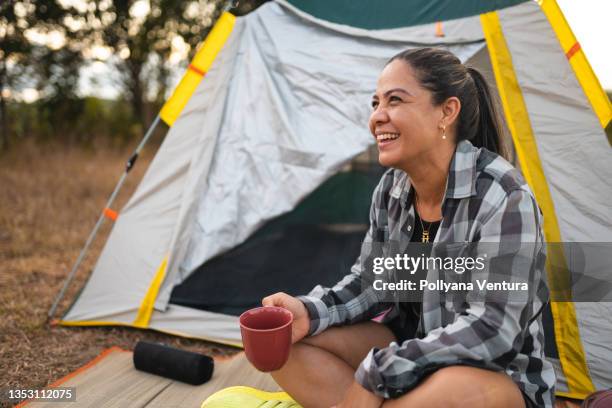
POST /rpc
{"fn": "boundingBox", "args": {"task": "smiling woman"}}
[263,48,554,408]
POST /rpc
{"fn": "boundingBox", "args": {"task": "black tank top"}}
[386,206,441,342]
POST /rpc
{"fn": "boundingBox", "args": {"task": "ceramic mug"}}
[239,306,293,372]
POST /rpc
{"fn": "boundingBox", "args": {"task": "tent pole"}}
[47,115,162,322]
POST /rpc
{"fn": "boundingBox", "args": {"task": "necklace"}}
[418,215,432,243]
[414,195,434,243]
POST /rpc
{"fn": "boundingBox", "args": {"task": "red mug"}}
[239,306,293,372]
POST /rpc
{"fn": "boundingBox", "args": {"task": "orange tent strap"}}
[435,22,445,37]
[565,41,581,60]
[103,208,118,221]
[188,64,206,77]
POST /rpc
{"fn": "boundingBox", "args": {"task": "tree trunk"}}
[0,63,8,151]
[129,61,146,128]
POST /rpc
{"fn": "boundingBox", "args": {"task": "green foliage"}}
[0,0,270,150]
[1,0,33,150]
[7,97,145,148]
[0,0,90,150]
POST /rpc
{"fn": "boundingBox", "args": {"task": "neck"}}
[399,144,455,207]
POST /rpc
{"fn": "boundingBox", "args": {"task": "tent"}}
[55,0,612,400]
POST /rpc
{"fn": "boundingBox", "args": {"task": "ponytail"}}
[466,67,508,159]
[387,48,508,159]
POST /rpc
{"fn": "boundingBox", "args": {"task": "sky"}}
[555,0,611,91]
[16,0,612,102]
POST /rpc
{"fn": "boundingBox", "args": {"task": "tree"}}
[0,0,271,149]
[0,1,31,150]
[0,0,89,149]
[91,0,227,129]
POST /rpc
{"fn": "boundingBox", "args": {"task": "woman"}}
[262,48,555,408]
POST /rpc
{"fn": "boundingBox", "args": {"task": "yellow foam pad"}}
[201,386,302,408]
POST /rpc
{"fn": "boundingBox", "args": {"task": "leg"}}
[271,321,396,408]
[382,366,526,408]
[555,398,581,408]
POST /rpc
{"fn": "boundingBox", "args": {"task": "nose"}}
[369,105,390,134]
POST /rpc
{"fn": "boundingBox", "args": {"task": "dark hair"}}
[387,47,507,158]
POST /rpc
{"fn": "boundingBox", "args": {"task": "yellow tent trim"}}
[130,255,244,347]
[133,255,168,328]
[57,319,243,348]
[480,11,595,399]
[58,320,135,328]
[160,12,236,126]
[539,0,612,132]
[152,327,243,348]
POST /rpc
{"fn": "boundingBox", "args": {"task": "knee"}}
[427,367,492,406]
[300,329,335,349]
[427,365,473,385]
[412,366,520,408]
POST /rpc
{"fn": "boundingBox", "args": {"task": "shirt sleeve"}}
[355,188,548,399]
[297,172,395,336]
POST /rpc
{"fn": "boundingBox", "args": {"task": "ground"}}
[0,141,238,407]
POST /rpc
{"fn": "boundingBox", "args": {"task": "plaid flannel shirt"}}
[297,140,555,407]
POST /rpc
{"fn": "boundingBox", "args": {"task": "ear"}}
[440,96,461,128]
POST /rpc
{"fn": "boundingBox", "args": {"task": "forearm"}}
[298,276,391,335]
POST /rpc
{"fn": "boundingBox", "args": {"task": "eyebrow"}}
[372,88,413,99]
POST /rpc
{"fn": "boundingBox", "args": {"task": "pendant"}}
[422,230,429,243]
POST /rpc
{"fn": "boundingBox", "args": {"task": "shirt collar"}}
[391,140,479,207]
[444,139,479,199]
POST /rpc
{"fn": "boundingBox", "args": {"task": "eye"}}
[389,95,402,103]
[371,100,379,109]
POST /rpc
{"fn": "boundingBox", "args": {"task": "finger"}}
[263,294,285,307]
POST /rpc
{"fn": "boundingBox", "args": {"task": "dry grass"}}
[0,140,237,406]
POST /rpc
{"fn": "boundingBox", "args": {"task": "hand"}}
[332,380,384,408]
[262,292,310,343]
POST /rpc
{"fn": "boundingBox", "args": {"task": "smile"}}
[376,133,400,143]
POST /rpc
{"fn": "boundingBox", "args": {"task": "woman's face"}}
[369,59,446,169]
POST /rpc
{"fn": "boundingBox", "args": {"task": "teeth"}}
[377,133,399,141]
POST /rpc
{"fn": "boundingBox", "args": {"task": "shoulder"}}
[475,148,528,196]
[474,148,542,225]
[474,148,539,210]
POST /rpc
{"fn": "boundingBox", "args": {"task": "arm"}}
[297,171,396,336]
[355,188,548,398]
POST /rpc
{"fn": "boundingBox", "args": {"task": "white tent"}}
[57,0,612,400]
